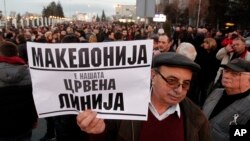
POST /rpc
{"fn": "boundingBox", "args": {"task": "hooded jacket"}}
[0,62,37,137]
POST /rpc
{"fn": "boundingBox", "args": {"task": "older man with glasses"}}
[76,52,211,141]
[203,58,250,141]
[214,36,250,89]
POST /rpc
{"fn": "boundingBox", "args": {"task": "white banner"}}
[27,40,153,120]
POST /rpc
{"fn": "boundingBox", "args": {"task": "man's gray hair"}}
[176,42,197,61]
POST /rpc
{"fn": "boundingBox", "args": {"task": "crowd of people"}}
[0,21,250,141]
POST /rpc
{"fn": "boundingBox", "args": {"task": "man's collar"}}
[149,101,181,121]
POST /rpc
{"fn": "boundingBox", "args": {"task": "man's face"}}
[147,25,153,32]
[222,69,250,92]
[109,32,115,40]
[158,35,171,52]
[122,30,127,36]
[151,66,192,107]
[232,39,246,54]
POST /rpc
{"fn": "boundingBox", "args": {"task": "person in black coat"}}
[16,34,28,64]
[194,37,221,107]
[0,41,38,140]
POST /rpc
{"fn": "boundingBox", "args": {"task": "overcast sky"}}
[0,0,136,17]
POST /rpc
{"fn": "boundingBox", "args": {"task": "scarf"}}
[0,56,26,65]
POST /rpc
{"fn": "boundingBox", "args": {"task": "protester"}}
[195,37,221,106]
[16,34,28,64]
[176,42,200,106]
[158,34,174,52]
[0,41,37,140]
[172,26,181,48]
[203,58,250,141]
[221,32,236,47]
[214,36,250,88]
[121,29,128,41]
[88,34,98,43]
[151,34,160,56]
[103,30,115,42]
[76,52,211,141]
[176,42,197,61]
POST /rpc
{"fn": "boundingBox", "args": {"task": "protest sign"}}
[27,40,153,120]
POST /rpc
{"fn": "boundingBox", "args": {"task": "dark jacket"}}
[90,98,211,141]
[0,62,37,137]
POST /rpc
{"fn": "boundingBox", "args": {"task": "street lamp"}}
[196,0,201,28]
[0,10,2,27]
[4,0,7,29]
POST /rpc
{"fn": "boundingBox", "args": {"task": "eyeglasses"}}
[155,70,191,90]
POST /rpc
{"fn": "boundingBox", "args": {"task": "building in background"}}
[72,12,88,21]
[114,4,136,22]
